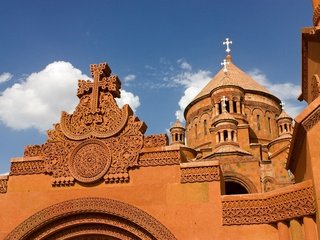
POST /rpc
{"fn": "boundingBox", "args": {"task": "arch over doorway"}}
[6,198,176,240]
[223,171,258,195]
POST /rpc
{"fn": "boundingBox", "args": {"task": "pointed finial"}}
[221,59,230,73]
[223,38,233,54]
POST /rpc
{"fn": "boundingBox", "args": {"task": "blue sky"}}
[0,1,312,173]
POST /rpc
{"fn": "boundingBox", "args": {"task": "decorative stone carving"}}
[60,63,130,140]
[143,134,168,148]
[311,74,320,101]
[139,150,180,167]
[314,3,320,26]
[10,160,46,175]
[14,62,147,186]
[222,181,316,225]
[69,140,111,183]
[181,165,220,183]
[302,106,320,131]
[0,176,8,193]
[6,198,176,240]
[24,145,45,157]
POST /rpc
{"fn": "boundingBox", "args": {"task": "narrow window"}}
[268,117,271,133]
[195,124,198,138]
[225,101,230,112]
[233,101,237,113]
[175,133,178,141]
[223,130,228,141]
[257,115,260,130]
[204,120,207,135]
[284,124,288,132]
[218,103,222,114]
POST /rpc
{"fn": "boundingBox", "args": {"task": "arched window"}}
[233,101,237,113]
[257,115,260,130]
[223,130,228,141]
[224,181,249,195]
[268,117,271,133]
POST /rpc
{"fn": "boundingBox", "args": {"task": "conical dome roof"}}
[277,109,292,120]
[193,61,274,103]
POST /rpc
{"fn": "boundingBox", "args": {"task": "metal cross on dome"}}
[280,101,285,109]
[223,38,233,53]
[221,59,229,73]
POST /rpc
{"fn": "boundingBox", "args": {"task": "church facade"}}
[0,3,320,240]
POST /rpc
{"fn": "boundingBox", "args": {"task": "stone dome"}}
[191,61,276,106]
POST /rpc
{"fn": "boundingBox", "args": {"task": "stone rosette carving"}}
[69,140,112,183]
[222,181,316,225]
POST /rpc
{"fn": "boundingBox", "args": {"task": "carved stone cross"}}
[221,59,230,73]
[223,38,233,53]
[221,96,228,111]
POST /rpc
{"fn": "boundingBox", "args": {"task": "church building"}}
[0,2,320,240]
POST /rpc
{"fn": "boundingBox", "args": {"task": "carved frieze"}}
[302,106,320,131]
[222,182,315,225]
[311,74,320,101]
[143,134,168,148]
[139,150,180,167]
[6,198,177,240]
[181,165,220,183]
[10,160,46,175]
[0,176,8,193]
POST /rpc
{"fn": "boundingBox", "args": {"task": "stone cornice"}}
[10,157,46,176]
[222,180,315,225]
[0,175,8,193]
[180,161,220,183]
[139,150,180,167]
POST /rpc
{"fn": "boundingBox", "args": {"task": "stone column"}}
[277,221,290,240]
[216,133,220,143]
[215,103,219,115]
[241,103,245,114]
[303,216,317,240]
[236,101,240,113]
[290,218,303,240]
[234,131,238,142]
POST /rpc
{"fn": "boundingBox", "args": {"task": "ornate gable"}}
[22,62,148,186]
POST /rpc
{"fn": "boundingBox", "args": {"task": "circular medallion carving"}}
[69,140,111,183]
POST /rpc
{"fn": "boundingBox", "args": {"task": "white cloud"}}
[0,61,140,132]
[124,74,136,83]
[247,68,304,118]
[0,72,13,83]
[172,69,212,122]
[116,89,140,113]
[177,59,192,71]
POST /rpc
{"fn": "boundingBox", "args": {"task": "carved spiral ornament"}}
[69,140,111,183]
